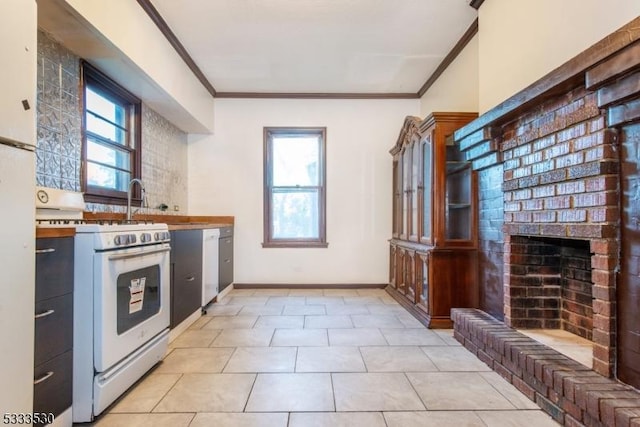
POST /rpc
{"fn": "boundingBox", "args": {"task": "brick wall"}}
[500,86,618,240]
[561,240,594,340]
[478,165,505,320]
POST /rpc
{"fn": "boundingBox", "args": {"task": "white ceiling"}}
[150,0,478,94]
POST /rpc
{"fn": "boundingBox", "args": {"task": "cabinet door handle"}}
[224,259,231,263]
[35,309,55,319]
[186,276,196,282]
[34,371,54,385]
[35,248,56,254]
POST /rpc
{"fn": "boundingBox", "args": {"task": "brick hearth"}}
[452,309,640,427]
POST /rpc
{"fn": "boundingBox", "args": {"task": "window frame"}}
[263,127,328,248]
[80,60,142,205]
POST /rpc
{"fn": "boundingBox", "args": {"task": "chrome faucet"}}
[126,178,146,222]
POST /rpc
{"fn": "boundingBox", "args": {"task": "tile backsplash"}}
[36,30,188,215]
[36,30,81,192]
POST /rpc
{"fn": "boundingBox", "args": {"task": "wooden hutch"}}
[388,112,479,327]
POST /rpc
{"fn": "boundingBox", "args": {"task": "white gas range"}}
[35,187,171,422]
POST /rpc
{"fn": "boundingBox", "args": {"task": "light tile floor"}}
[94,288,560,427]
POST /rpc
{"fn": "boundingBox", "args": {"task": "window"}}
[263,127,327,247]
[81,61,141,205]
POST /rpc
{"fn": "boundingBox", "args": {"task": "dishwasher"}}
[202,228,220,310]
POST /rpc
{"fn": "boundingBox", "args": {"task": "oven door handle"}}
[108,246,170,261]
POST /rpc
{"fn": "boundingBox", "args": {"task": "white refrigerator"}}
[0,142,35,415]
[0,0,37,417]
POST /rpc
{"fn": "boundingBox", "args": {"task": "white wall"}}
[420,34,479,116]
[479,0,640,113]
[188,98,419,284]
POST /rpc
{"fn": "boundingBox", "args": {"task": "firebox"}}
[506,236,593,340]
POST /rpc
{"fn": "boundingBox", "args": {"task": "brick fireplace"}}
[461,85,620,377]
[497,86,619,377]
[449,17,640,425]
[452,14,640,378]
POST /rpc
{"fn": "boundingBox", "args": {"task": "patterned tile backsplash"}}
[36,30,189,215]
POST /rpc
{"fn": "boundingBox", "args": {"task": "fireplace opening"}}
[507,235,593,340]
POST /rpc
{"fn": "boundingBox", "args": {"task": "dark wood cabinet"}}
[218,226,234,293]
[388,113,479,328]
[170,229,203,329]
[34,237,73,425]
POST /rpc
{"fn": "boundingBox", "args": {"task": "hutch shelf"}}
[388,112,479,328]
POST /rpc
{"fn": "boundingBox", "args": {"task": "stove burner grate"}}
[37,219,155,226]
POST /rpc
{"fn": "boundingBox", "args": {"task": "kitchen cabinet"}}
[389,113,479,328]
[170,229,203,328]
[34,237,73,426]
[0,0,36,146]
[218,226,234,293]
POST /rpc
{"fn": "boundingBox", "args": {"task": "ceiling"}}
[149,0,478,95]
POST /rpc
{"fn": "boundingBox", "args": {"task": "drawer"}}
[34,293,73,366]
[33,350,72,424]
[218,226,233,237]
[35,237,74,301]
[219,236,233,259]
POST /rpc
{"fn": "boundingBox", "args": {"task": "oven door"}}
[93,243,170,372]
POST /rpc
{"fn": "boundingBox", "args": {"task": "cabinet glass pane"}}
[392,162,397,234]
[402,148,411,236]
[398,157,404,236]
[445,163,472,240]
[411,142,419,237]
[393,161,402,235]
[422,140,432,239]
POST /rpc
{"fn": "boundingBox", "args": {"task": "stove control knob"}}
[129,234,137,244]
[141,233,151,243]
[154,232,160,241]
[114,235,125,246]
[164,232,170,241]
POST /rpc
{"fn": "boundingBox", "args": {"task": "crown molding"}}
[417,18,478,98]
[215,92,419,99]
[136,0,217,97]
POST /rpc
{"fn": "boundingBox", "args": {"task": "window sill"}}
[84,192,143,207]
[262,241,329,248]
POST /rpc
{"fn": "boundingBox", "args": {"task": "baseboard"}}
[233,283,387,289]
[215,284,234,300]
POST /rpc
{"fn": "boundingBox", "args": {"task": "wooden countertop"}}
[36,228,75,238]
[167,223,232,231]
[84,212,234,225]
[36,213,234,238]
